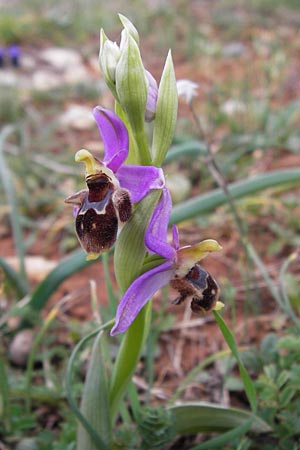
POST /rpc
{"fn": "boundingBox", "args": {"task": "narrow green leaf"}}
[170,169,300,224]
[77,331,112,450]
[0,256,28,298]
[0,355,11,433]
[28,249,97,313]
[152,50,178,166]
[191,418,253,450]
[168,402,271,435]
[214,311,257,412]
[66,322,114,450]
[0,125,28,290]
[164,140,207,164]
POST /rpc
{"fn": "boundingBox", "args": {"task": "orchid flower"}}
[111,188,223,335]
[65,106,165,260]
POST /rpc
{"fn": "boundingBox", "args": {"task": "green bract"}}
[152,50,178,166]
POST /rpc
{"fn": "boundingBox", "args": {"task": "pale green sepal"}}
[118,14,139,45]
[115,34,151,164]
[168,402,271,435]
[114,190,161,291]
[152,50,178,166]
[77,331,112,450]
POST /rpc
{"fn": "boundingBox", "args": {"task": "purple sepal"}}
[117,165,164,203]
[110,260,174,335]
[145,188,175,260]
[93,106,128,172]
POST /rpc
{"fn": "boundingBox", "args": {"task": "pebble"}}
[166,172,191,203]
[58,104,95,130]
[32,69,62,91]
[0,70,18,87]
[222,41,247,57]
[39,47,83,70]
[9,329,33,367]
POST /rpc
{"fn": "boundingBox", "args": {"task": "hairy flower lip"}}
[67,106,167,260]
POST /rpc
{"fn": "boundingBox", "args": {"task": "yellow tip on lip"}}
[86,252,101,261]
[75,149,102,175]
[178,239,222,262]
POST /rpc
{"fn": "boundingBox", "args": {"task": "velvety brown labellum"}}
[65,172,132,255]
[171,264,220,314]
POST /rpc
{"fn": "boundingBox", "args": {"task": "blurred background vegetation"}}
[1,0,300,448]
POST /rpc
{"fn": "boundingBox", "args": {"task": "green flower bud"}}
[115,32,150,164]
[99,29,120,97]
[118,13,139,46]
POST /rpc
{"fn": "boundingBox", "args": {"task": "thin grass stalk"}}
[279,250,300,330]
[0,354,11,433]
[25,305,60,413]
[189,102,296,311]
[168,348,232,404]
[0,125,28,290]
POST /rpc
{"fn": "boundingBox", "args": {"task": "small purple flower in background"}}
[65,106,165,260]
[8,44,21,67]
[111,188,223,335]
[0,47,4,68]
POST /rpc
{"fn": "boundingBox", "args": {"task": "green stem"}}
[109,301,152,424]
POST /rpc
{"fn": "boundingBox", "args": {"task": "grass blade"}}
[214,311,257,412]
[0,125,28,290]
[27,249,97,313]
[191,418,253,449]
[0,256,28,298]
[77,331,112,450]
[168,402,270,435]
[66,321,114,450]
[170,169,300,224]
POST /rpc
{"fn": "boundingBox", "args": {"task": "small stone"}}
[166,172,191,203]
[32,69,62,91]
[9,329,33,366]
[21,54,36,71]
[0,70,18,87]
[222,41,247,57]
[221,99,246,116]
[63,65,90,84]
[16,438,38,450]
[40,47,82,70]
[58,104,95,130]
